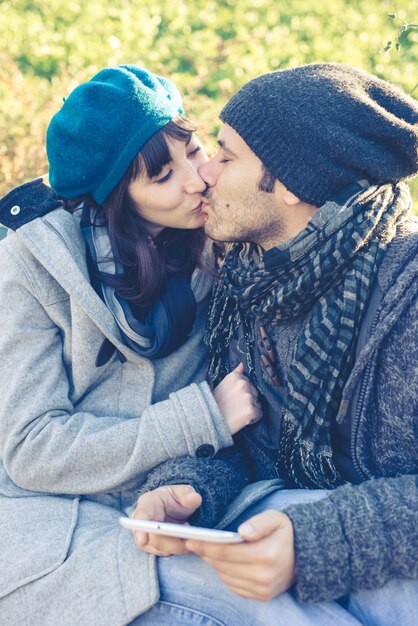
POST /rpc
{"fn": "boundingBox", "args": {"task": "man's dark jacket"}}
[142,216,418,603]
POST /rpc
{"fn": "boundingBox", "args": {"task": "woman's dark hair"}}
[64,116,205,308]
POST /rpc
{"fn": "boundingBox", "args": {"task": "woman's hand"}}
[186,510,296,601]
[213,362,262,434]
[131,485,202,556]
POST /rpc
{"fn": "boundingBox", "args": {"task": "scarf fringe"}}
[289,443,344,489]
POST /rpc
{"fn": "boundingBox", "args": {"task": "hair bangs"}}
[140,116,196,179]
[62,115,204,309]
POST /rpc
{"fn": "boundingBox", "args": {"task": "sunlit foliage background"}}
[0,0,417,218]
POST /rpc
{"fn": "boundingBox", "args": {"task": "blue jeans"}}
[131,489,418,626]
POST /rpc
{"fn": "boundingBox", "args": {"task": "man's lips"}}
[192,201,209,213]
[200,199,210,211]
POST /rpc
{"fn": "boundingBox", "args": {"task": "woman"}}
[0,65,261,624]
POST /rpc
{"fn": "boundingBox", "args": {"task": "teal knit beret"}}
[46,65,183,204]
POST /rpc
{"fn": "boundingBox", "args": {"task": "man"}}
[133,63,418,625]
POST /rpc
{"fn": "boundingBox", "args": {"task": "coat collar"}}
[1,177,212,362]
[1,178,137,354]
[0,176,60,230]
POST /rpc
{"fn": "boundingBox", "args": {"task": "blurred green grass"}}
[0,0,417,223]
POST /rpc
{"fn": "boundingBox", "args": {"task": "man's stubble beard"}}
[203,189,285,248]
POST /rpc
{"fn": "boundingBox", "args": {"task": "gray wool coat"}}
[0,180,239,625]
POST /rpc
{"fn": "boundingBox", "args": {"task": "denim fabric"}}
[132,489,418,626]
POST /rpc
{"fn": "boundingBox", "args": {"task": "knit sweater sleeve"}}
[285,247,418,603]
[284,474,418,602]
[137,445,253,527]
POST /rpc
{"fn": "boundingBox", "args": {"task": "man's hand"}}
[132,485,202,556]
[186,510,296,601]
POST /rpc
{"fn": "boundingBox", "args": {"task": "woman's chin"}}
[174,212,209,230]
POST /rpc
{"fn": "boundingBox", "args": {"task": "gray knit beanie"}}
[220,63,418,206]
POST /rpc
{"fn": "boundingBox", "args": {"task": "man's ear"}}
[283,188,301,206]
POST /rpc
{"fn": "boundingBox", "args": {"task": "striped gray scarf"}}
[206,182,412,489]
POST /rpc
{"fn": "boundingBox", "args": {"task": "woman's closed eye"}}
[187,145,202,158]
[155,170,173,184]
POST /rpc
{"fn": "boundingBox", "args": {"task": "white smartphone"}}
[119,517,244,543]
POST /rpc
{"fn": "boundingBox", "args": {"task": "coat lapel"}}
[17,209,143,360]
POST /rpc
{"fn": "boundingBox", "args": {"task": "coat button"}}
[10,205,21,215]
[196,444,215,458]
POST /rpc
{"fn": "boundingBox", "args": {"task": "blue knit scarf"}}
[206,182,412,488]
[83,207,196,360]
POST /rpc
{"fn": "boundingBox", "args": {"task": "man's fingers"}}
[217,574,254,596]
[190,513,295,601]
[187,512,288,561]
[147,533,189,554]
[131,485,203,558]
[142,533,190,556]
[133,530,149,548]
[134,530,190,556]
[133,491,164,522]
[140,545,176,557]
[134,485,201,525]
[200,557,262,578]
[132,502,153,521]
[211,560,286,602]
[189,515,286,558]
[159,485,202,519]
[217,573,267,598]
[135,530,190,556]
[186,539,258,564]
[169,485,202,511]
[238,510,285,542]
[222,580,270,602]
